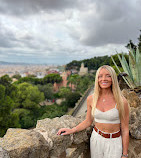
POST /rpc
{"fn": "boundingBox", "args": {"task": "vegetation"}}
[112,30,141,89]
[126,30,141,52]
[37,83,54,100]
[66,55,111,71]
[12,74,22,79]
[111,46,141,89]
[15,73,62,85]
[0,71,89,136]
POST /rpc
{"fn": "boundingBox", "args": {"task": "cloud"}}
[0,0,79,16]
[0,0,140,64]
[70,0,141,46]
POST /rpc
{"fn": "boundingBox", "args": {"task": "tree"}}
[58,87,71,98]
[39,104,68,119]
[12,74,21,80]
[16,82,44,110]
[76,74,95,94]
[0,84,20,137]
[43,73,62,84]
[126,40,137,51]
[0,75,12,86]
[0,75,18,100]
[37,83,54,100]
[65,92,81,108]
[14,82,45,128]
[67,74,80,90]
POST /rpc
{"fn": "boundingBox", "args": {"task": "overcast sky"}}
[0,0,140,65]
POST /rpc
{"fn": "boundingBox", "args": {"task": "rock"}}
[129,107,141,139]
[122,89,141,108]
[128,137,141,158]
[122,89,141,139]
[35,115,89,157]
[0,147,10,158]
[0,128,49,158]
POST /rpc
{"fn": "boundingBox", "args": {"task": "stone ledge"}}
[0,114,140,158]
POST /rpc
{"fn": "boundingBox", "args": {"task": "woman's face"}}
[98,68,112,89]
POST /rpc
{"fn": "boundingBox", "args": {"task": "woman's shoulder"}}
[87,93,94,100]
[87,94,94,108]
[122,96,129,109]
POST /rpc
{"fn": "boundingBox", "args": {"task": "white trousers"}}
[90,129,122,158]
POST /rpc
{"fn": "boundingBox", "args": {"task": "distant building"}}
[47,70,59,74]
[53,70,75,92]
[78,62,88,76]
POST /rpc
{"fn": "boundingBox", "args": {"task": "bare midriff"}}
[95,122,120,133]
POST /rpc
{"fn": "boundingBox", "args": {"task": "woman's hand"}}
[57,128,74,136]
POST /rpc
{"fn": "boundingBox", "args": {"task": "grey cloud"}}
[0,0,79,16]
[0,24,17,48]
[78,0,141,46]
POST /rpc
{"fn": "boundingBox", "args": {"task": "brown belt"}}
[94,126,121,138]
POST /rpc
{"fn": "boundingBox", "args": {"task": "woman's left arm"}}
[121,97,129,157]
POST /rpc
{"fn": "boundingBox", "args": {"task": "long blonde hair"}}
[91,65,125,120]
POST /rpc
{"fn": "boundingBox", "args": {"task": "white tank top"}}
[94,104,120,124]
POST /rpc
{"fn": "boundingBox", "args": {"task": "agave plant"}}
[111,46,141,90]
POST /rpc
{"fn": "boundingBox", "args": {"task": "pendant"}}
[103,99,105,102]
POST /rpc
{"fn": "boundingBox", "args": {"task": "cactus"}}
[111,46,141,90]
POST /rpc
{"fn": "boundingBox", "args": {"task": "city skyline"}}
[0,0,141,65]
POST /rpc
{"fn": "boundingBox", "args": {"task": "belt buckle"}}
[99,131,103,136]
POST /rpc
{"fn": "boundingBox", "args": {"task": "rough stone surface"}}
[0,147,10,158]
[0,128,49,158]
[0,110,140,158]
[122,89,141,139]
[128,137,141,158]
[129,106,141,139]
[122,89,141,108]
[35,115,88,157]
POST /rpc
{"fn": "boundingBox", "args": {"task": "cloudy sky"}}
[0,0,141,65]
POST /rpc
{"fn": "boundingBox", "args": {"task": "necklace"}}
[102,99,106,102]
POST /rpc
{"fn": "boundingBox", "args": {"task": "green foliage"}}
[126,40,136,51]
[0,75,12,86]
[58,87,71,98]
[39,104,68,119]
[14,73,62,86]
[16,82,44,109]
[110,53,129,67]
[126,30,141,53]
[20,115,35,129]
[43,73,62,84]
[111,46,141,89]
[66,55,111,71]
[138,30,141,52]
[75,74,95,94]
[16,77,42,85]
[111,65,123,74]
[37,83,54,99]
[0,84,20,137]
[67,74,80,90]
[12,74,21,80]
[65,92,81,108]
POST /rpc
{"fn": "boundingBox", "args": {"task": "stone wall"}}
[0,114,141,158]
[0,115,92,158]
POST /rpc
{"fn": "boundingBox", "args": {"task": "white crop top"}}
[94,104,120,124]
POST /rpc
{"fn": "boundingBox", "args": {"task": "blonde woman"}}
[57,65,129,158]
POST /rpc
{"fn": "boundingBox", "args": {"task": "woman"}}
[57,65,129,158]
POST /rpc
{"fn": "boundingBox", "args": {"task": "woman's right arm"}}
[57,95,94,135]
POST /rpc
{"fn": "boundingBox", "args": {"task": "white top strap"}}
[115,104,117,108]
